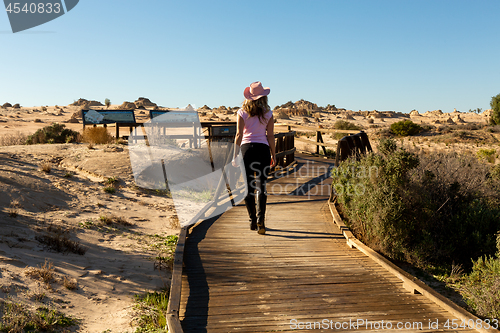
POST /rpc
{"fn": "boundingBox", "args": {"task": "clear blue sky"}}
[1,0,499,113]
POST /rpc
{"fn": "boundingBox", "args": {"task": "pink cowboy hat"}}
[244,81,270,100]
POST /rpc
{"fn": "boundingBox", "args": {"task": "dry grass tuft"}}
[82,127,114,144]
[28,286,47,302]
[24,260,55,286]
[7,208,18,218]
[7,199,22,218]
[35,226,87,255]
[62,276,78,290]
[169,215,180,229]
[0,132,27,146]
[99,214,133,227]
[40,162,51,173]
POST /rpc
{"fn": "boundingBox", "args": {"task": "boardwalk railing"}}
[274,131,296,170]
[275,123,359,156]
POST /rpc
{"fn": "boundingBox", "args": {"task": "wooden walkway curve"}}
[179,154,480,332]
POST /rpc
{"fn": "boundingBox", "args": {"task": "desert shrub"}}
[487,125,500,133]
[332,138,500,268]
[26,123,79,144]
[459,249,500,320]
[461,123,482,131]
[420,124,434,132]
[333,120,360,131]
[0,132,27,146]
[81,126,113,144]
[477,148,497,163]
[103,186,116,194]
[390,120,422,136]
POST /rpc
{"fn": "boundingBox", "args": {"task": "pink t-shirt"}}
[237,108,273,145]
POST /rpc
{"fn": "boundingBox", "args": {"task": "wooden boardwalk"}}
[179,155,476,332]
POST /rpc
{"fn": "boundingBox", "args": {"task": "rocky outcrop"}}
[2,103,12,108]
[118,102,136,110]
[324,104,337,112]
[274,110,290,120]
[483,109,493,117]
[71,98,103,107]
[445,117,455,124]
[199,105,211,111]
[274,99,319,112]
[368,111,383,118]
[423,110,443,117]
[410,110,420,116]
[294,99,318,111]
[453,115,465,123]
[134,97,157,108]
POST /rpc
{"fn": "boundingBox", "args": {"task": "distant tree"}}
[468,108,482,114]
[105,98,111,109]
[491,94,500,125]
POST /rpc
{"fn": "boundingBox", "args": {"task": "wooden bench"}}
[81,109,139,138]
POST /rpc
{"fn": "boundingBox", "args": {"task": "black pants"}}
[241,143,271,196]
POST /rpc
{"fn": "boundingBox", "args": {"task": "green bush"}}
[459,252,500,320]
[490,93,500,125]
[390,120,422,136]
[26,123,79,144]
[331,138,500,268]
[477,148,497,163]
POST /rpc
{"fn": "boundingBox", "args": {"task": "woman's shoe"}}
[250,218,257,231]
[256,192,267,235]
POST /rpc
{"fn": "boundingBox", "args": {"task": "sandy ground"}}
[0,103,498,331]
[0,140,178,332]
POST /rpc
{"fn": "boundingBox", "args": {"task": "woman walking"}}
[233,81,276,235]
